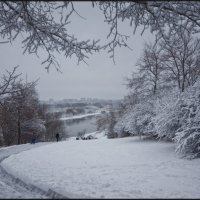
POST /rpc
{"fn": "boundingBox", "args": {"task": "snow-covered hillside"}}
[1,135,200,198]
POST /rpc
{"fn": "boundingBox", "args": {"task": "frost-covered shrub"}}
[114,111,135,135]
[174,79,200,158]
[175,128,200,158]
[114,100,155,137]
[115,74,200,158]
[153,78,200,158]
[153,89,181,140]
[119,129,132,138]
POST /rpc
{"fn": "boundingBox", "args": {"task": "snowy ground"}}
[1,135,200,199]
[0,142,67,199]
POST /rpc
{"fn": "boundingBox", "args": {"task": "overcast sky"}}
[0,2,155,101]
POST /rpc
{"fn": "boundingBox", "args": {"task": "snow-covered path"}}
[0,142,67,199]
[2,136,200,198]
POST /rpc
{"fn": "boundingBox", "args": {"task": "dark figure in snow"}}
[31,134,36,144]
[56,133,60,142]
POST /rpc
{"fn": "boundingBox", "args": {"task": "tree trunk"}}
[181,80,185,92]
[0,126,5,146]
[17,119,21,145]
[181,73,186,92]
[153,83,157,94]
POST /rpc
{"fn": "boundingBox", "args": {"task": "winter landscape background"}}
[0,1,200,199]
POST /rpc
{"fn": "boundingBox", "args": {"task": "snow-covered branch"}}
[97,1,200,59]
[0,1,102,71]
[1,1,200,69]
[0,66,22,99]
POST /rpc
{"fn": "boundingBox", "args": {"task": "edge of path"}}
[0,142,69,199]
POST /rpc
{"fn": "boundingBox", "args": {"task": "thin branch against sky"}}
[0,2,155,101]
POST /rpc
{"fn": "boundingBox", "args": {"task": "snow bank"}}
[1,137,200,198]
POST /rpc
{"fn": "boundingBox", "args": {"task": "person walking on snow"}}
[56,133,60,142]
[31,134,36,144]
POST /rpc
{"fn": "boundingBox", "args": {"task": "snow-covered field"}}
[1,135,200,198]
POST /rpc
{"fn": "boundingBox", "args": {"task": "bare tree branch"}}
[0,1,200,70]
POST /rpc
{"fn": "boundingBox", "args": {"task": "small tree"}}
[107,107,118,139]
[96,112,110,132]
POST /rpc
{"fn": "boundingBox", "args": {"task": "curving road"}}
[0,142,67,199]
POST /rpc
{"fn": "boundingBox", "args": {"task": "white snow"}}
[1,136,200,198]
[0,142,52,198]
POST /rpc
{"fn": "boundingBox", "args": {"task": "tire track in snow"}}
[0,143,68,199]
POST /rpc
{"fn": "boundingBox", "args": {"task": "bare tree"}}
[0,80,45,145]
[107,109,118,139]
[0,66,21,145]
[160,22,200,92]
[96,112,110,132]
[13,82,38,144]
[125,71,150,100]
[137,42,164,95]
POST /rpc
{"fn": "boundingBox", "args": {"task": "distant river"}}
[61,114,100,137]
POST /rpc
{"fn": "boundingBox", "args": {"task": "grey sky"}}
[0,2,155,101]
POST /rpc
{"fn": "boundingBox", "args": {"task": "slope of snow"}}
[1,136,200,198]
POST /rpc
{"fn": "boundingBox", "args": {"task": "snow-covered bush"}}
[114,110,135,135]
[154,79,200,158]
[153,89,181,140]
[174,79,200,158]
[115,78,200,158]
[175,127,200,159]
[114,100,155,138]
